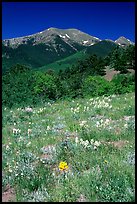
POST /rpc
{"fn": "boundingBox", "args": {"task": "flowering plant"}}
[59,161,68,171]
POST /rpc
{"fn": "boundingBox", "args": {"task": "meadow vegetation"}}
[2,92,135,201]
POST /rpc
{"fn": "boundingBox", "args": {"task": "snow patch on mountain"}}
[83,40,88,44]
[65,34,70,38]
[59,35,66,39]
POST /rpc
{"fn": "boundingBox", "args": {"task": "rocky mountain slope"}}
[3,27,101,48]
[2,27,134,73]
[115,36,134,47]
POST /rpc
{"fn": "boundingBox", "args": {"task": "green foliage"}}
[110,46,128,73]
[33,72,58,100]
[107,45,135,72]
[111,73,135,94]
[2,46,135,108]
[86,40,118,58]
[124,45,135,70]
[2,36,85,73]
[2,64,37,108]
[82,76,114,97]
[71,54,106,76]
[2,39,119,74]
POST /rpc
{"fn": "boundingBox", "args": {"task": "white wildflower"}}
[9,169,12,173]
[124,123,128,128]
[83,141,89,148]
[12,128,21,134]
[105,119,110,124]
[47,126,50,130]
[28,129,32,135]
[90,139,94,144]
[79,120,87,127]
[75,137,79,144]
[25,107,33,112]
[94,141,101,147]
[94,146,97,150]
[80,138,84,145]
[87,107,89,111]
[71,107,73,111]
[6,145,10,150]
[26,142,31,147]
[100,119,103,123]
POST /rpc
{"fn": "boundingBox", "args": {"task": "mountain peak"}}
[115,36,134,46]
[47,27,58,30]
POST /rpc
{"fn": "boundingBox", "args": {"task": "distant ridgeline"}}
[2,27,135,73]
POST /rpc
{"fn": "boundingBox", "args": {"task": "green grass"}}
[2,92,135,202]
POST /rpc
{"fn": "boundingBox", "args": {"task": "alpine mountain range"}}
[2,27,134,73]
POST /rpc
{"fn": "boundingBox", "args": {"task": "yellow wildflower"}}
[104,160,108,164]
[59,161,68,171]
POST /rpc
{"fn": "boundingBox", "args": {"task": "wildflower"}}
[94,141,101,147]
[6,145,10,150]
[25,107,33,112]
[90,139,94,144]
[96,121,100,125]
[70,107,74,112]
[9,169,12,173]
[86,107,89,111]
[28,129,32,135]
[83,140,90,148]
[104,160,108,164]
[100,119,104,123]
[13,128,17,134]
[26,142,31,147]
[59,161,68,171]
[47,126,50,130]
[79,120,87,127]
[105,119,110,124]
[12,128,21,134]
[75,137,79,144]
[124,123,128,128]
[80,138,84,145]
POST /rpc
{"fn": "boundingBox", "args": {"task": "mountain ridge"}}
[2,27,135,73]
[3,27,134,46]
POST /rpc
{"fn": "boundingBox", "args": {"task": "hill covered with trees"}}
[2,44,135,108]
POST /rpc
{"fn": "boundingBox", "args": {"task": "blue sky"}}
[2,2,135,42]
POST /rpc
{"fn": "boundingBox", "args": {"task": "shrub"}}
[33,72,58,100]
[82,76,113,97]
[2,65,36,108]
[111,73,135,94]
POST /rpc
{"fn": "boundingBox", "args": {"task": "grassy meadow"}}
[2,92,135,202]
